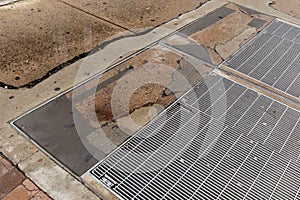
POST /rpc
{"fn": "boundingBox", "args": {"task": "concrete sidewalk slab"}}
[60,0,208,31]
[228,0,300,26]
[163,4,273,65]
[0,0,125,87]
[2,0,300,199]
[18,152,99,200]
[271,0,300,19]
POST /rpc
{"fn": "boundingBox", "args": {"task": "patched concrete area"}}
[163,4,273,65]
[60,0,208,31]
[2,0,300,199]
[0,0,125,87]
[12,44,212,177]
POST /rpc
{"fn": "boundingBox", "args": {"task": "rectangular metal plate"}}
[90,73,300,200]
[223,19,300,100]
[11,44,210,177]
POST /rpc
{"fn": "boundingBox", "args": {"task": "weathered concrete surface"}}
[0,0,227,89]
[116,105,163,134]
[61,0,208,31]
[5,0,300,199]
[0,0,124,87]
[0,1,227,196]
[216,27,257,59]
[82,173,119,200]
[271,0,300,19]
[0,0,226,171]
[74,46,180,126]
[18,152,99,200]
[188,4,272,65]
[229,0,300,25]
[0,154,51,199]
[163,4,272,65]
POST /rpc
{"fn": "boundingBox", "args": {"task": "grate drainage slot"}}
[90,73,300,199]
[222,19,300,101]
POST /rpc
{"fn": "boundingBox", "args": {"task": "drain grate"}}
[223,19,300,100]
[90,73,300,199]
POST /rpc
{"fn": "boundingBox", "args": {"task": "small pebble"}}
[263,122,267,126]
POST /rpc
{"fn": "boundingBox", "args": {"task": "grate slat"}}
[224,19,300,101]
[90,73,300,199]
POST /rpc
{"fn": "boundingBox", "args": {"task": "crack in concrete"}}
[1,0,213,90]
[57,0,136,34]
[212,43,225,62]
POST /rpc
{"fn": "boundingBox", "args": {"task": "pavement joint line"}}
[56,0,136,34]
[8,1,230,120]
[0,151,52,199]
[0,0,228,90]
[160,42,217,69]
[14,125,81,180]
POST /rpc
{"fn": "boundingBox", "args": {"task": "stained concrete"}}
[12,44,212,177]
[164,4,273,65]
[74,46,180,126]
[2,0,300,199]
[0,0,124,87]
[60,0,208,31]
[18,152,99,200]
[271,0,300,20]
[228,0,300,25]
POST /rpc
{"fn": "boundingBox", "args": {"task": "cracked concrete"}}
[2,0,300,199]
[72,45,210,158]
[60,0,208,31]
[0,1,229,198]
[0,0,125,87]
[215,27,257,59]
[74,46,180,126]
[163,4,272,66]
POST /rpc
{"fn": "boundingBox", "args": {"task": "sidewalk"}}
[0,154,50,199]
[1,0,300,200]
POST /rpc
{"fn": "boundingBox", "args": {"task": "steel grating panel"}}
[90,73,300,199]
[223,19,300,100]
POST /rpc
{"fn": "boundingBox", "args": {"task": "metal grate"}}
[223,19,300,100]
[90,73,300,199]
